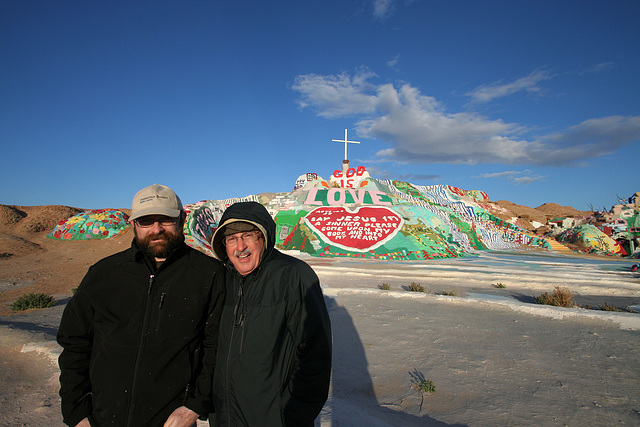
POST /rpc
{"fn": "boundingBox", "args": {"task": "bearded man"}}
[57,184,225,427]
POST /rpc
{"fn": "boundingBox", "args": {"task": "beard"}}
[135,228,185,259]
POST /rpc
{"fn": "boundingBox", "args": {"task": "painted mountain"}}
[183,172,551,260]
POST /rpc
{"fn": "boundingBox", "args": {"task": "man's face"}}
[133,214,184,260]
[224,229,265,276]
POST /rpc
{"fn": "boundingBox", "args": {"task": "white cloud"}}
[401,173,440,181]
[478,171,521,179]
[373,0,394,19]
[292,69,640,167]
[386,54,400,69]
[581,62,615,75]
[465,69,552,103]
[512,175,545,184]
[476,170,546,185]
[363,165,439,182]
[292,69,379,118]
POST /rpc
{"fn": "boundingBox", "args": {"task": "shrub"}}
[11,293,55,311]
[415,378,437,394]
[494,282,506,288]
[379,283,391,290]
[408,282,425,292]
[409,369,436,412]
[599,302,620,312]
[440,290,457,296]
[535,286,576,308]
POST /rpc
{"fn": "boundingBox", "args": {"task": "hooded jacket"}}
[57,241,225,427]
[210,201,331,427]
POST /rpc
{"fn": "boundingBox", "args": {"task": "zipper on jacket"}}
[224,274,245,425]
[126,274,155,427]
[233,278,247,354]
[155,292,166,332]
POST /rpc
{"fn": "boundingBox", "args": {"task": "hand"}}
[163,406,200,427]
[75,418,91,427]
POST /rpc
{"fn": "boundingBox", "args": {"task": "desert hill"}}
[0,204,132,316]
[490,200,592,231]
[0,205,84,235]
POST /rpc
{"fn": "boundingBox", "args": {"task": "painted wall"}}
[272,177,550,260]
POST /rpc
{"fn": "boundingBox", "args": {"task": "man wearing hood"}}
[209,201,331,426]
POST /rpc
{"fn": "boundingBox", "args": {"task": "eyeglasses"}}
[223,230,262,247]
[134,216,179,228]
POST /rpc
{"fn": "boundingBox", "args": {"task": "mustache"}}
[148,233,168,241]
[234,248,252,257]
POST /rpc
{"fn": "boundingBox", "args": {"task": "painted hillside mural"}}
[47,164,638,259]
[45,162,637,259]
[179,165,551,260]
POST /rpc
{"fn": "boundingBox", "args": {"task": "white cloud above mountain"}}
[476,170,547,185]
[464,69,553,103]
[292,69,640,167]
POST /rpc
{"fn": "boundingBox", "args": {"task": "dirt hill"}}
[490,200,592,232]
[0,204,131,316]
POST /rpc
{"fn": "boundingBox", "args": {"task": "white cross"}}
[332,129,360,161]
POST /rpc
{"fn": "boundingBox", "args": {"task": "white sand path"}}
[1,250,639,426]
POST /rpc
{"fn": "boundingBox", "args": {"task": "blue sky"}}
[1,1,639,211]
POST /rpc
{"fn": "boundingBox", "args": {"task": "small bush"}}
[379,283,391,290]
[494,282,506,288]
[408,282,425,292]
[599,302,620,312]
[415,378,437,394]
[11,293,55,311]
[535,286,576,308]
[409,369,436,412]
[440,290,457,296]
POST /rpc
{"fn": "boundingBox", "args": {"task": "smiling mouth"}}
[238,253,251,260]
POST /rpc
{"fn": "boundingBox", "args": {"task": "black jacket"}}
[210,201,332,427]
[57,241,225,427]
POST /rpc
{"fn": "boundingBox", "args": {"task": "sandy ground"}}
[1,228,640,426]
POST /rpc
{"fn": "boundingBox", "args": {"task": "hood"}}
[211,201,276,262]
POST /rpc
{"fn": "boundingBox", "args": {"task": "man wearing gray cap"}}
[57,184,225,427]
[209,201,331,427]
